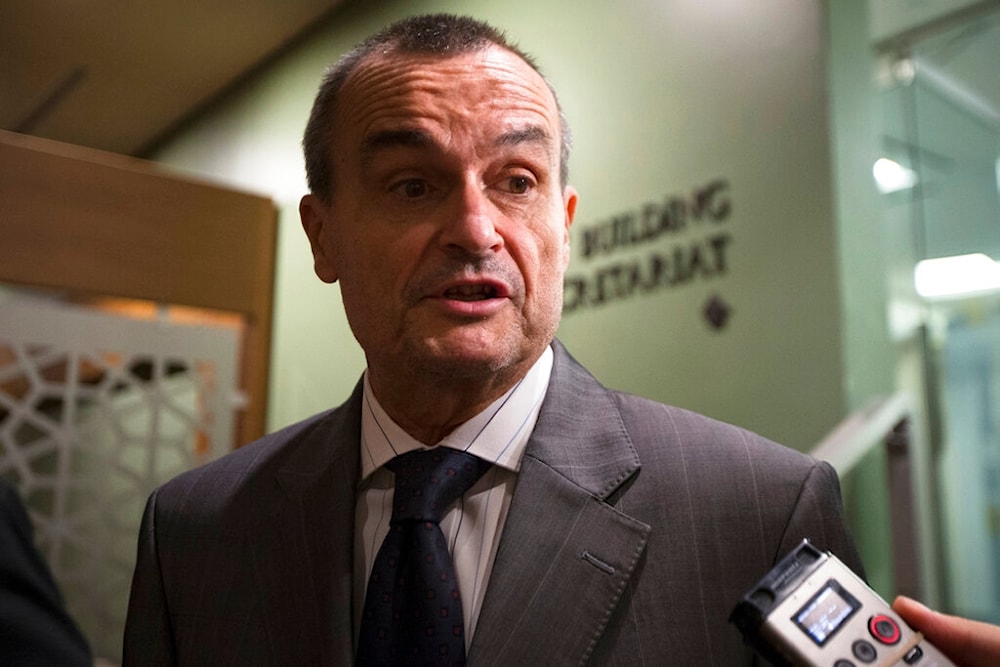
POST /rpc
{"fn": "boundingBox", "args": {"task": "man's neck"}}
[366,354,541,445]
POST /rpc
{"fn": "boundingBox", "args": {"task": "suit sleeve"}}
[781,460,865,577]
[0,482,92,667]
[123,489,178,666]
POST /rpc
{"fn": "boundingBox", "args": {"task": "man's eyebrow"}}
[358,125,553,166]
[360,128,434,164]
[496,125,551,149]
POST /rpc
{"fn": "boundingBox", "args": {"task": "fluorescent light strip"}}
[914,253,1000,299]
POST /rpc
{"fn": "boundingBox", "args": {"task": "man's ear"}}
[300,194,339,283]
[561,185,578,270]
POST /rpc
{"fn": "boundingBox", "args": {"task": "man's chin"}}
[411,334,523,378]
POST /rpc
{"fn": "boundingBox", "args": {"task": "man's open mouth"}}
[443,284,500,301]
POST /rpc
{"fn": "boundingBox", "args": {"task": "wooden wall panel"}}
[0,129,277,444]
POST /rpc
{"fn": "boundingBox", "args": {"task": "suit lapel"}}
[470,342,651,665]
[249,383,363,665]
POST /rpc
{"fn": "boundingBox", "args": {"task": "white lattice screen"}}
[0,293,241,662]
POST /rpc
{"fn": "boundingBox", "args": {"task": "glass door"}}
[883,9,1000,624]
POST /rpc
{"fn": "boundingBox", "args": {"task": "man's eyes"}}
[389,179,430,198]
[386,173,536,198]
[503,176,532,194]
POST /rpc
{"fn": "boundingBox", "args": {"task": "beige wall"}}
[154,0,846,451]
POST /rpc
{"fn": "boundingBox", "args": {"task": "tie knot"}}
[387,448,489,523]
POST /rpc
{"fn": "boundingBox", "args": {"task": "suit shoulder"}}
[607,390,855,542]
[174,408,335,477]
[148,406,350,522]
[610,390,815,468]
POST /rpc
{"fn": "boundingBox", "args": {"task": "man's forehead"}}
[332,45,562,168]
[339,45,557,121]
[351,43,539,83]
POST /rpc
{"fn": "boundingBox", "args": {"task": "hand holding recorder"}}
[892,595,1000,667]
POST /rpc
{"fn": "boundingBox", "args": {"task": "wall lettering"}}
[563,178,734,321]
[564,233,731,311]
[580,178,731,260]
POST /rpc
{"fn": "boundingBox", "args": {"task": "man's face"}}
[302,46,577,387]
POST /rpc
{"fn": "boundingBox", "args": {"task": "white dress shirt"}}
[354,346,553,649]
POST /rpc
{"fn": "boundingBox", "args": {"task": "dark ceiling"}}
[2,2,997,162]
[0,0,343,157]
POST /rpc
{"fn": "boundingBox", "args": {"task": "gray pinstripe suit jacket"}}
[123,340,862,665]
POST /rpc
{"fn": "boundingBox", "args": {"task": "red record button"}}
[869,615,901,645]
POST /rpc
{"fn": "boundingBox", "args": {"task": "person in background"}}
[124,14,862,665]
[0,479,92,667]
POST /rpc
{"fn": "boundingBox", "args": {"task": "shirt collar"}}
[359,346,553,480]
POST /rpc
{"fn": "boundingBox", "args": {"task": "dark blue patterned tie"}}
[357,448,491,667]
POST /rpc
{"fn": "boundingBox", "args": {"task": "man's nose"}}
[438,181,504,255]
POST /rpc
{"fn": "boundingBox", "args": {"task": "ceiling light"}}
[873,158,918,194]
[914,253,1000,299]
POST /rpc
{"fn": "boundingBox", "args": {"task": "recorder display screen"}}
[794,581,860,646]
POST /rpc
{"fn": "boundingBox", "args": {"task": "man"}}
[124,14,862,665]
[1,480,93,666]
